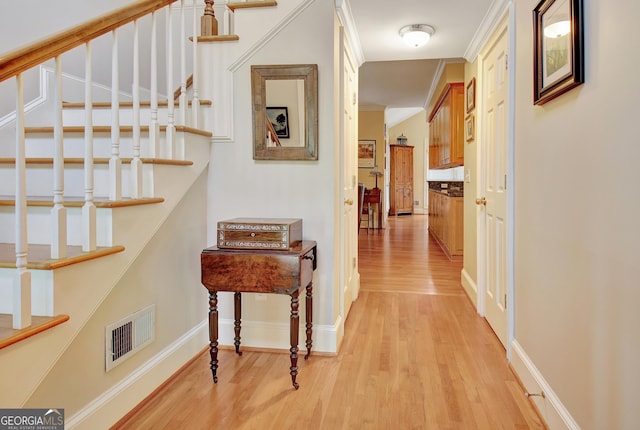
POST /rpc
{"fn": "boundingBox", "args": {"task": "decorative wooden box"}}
[217,218,302,250]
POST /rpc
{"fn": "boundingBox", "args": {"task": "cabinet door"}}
[450,85,465,166]
[449,198,464,255]
[438,91,450,166]
[429,114,439,169]
[402,147,413,185]
[404,186,414,213]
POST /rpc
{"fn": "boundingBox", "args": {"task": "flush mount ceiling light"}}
[399,24,435,48]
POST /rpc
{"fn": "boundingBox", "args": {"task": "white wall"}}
[0,0,133,54]
[206,0,340,352]
[512,0,640,428]
[25,173,209,420]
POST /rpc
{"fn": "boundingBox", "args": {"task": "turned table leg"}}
[305,282,313,360]
[208,291,219,383]
[234,292,242,356]
[289,289,300,389]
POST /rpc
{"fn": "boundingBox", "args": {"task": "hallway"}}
[115,215,545,429]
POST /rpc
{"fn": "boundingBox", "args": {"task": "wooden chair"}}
[358,183,372,233]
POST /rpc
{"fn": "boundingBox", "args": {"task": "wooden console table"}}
[200,240,317,389]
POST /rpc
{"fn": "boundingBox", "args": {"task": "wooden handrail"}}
[0,0,177,83]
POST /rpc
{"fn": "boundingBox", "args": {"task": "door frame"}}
[476,5,516,359]
[338,26,359,338]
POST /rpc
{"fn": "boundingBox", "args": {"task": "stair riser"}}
[0,269,54,316]
[21,133,165,159]
[0,206,114,247]
[62,108,168,127]
[61,106,204,127]
[0,163,157,198]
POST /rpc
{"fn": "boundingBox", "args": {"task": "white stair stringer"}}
[0,130,211,408]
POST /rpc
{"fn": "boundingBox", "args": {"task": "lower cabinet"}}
[428,190,463,259]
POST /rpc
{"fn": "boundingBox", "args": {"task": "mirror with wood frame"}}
[251,64,318,160]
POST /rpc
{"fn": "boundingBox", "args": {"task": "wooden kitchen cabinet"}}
[428,83,465,169]
[389,144,413,216]
[428,190,463,259]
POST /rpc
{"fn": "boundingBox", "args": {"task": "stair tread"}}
[0,314,70,350]
[23,125,213,138]
[0,157,193,166]
[227,0,277,11]
[0,243,125,270]
[0,195,165,208]
[196,34,240,43]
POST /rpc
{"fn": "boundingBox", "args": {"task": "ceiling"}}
[348,0,495,125]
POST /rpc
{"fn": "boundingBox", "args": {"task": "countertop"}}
[427,180,464,197]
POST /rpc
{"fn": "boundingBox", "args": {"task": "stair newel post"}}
[201,0,218,36]
[13,73,32,329]
[51,56,67,259]
[191,0,200,128]
[179,0,187,127]
[131,19,143,199]
[166,5,176,159]
[149,11,160,158]
[110,29,123,201]
[83,41,97,252]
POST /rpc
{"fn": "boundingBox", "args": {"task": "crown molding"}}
[335,0,365,67]
[464,0,511,62]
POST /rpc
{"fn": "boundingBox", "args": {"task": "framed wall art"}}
[358,139,376,168]
[533,0,584,105]
[466,78,476,113]
[465,114,475,142]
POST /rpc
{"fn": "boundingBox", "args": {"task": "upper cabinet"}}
[428,83,464,169]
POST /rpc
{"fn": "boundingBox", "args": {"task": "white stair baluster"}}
[224,5,232,36]
[14,73,31,329]
[83,41,97,251]
[179,0,187,127]
[131,19,143,199]
[110,29,122,201]
[150,11,159,158]
[51,56,67,259]
[166,5,176,159]
[192,0,200,128]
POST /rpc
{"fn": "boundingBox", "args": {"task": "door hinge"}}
[505,54,508,70]
[504,174,507,190]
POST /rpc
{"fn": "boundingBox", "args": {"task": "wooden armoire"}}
[389,144,414,215]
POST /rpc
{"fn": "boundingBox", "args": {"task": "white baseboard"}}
[461,268,477,307]
[66,321,209,429]
[510,340,580,430]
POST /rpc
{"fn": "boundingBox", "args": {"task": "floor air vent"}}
[106,305,155,372]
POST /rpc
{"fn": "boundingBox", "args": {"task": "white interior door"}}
[479,19,509,348]
[340,30,359,323]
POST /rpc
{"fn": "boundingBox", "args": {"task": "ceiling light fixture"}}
[399,24,435,48]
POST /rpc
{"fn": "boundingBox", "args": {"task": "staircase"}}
[0,0,217,410]
[0,0,292,424]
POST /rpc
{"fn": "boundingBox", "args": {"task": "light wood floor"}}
[114,215,546,430]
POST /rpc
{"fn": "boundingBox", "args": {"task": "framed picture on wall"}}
[465,114,475,142]
[266,106,290,138]
[358,139,376,168]
[466,78,476,113]
[533,0,584,104]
